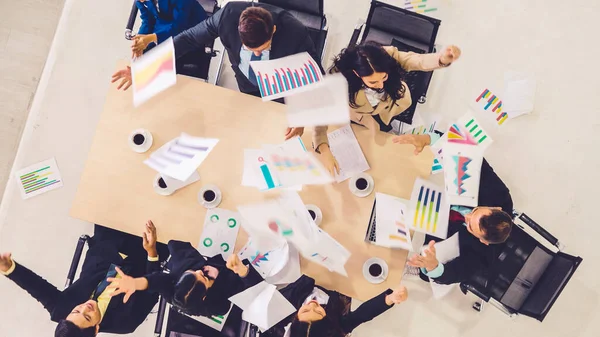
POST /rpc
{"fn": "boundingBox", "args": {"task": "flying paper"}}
[131,37,176,107]
[197,208,241,259]
[285,74,350,127]
[503,71,536,119]
[144,133,219,181]
[229,282,296,331]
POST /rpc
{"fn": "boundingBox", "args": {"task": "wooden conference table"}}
[71,69,433,301]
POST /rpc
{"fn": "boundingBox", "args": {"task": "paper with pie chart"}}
[131,37,176,107]
[197,208,241,259]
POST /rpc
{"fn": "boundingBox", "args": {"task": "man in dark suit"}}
[0,222,167,336]
[407,159,515,285]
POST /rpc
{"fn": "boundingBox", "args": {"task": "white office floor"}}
[1,0,599,336]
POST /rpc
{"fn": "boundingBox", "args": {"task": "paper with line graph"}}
[442,143,484,207]
[131,37,176,107]
[144,133,219,181]
[448,116,493,151]
[408,177,450,239]
[16,158,63,199]
[250,52,323,101]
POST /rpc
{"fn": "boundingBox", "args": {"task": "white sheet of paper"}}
[442,143,484,207]
[160,171,200,191]
[229,282,296,331]
[263,139,333,186]
[265,244,302,285]
[303,228,351,277]
[408,177,450,239]
[503,71,536,119]
[197,208,241,259]
[144,133,219,181]
[375,193,413,251]
[249,52,323,101]
[424,233,460,299]
[15,157,64,200]
[187,306,232,332]
[242,146,302,191]
[285,74,350,127]
[327,125,370,182]
[131,37,176,107]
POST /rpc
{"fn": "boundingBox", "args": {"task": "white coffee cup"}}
[362,257,388,284]
[153,174,175,196]
[129,129,153,153]
[349,173,374,197]
[198,184,222,209]
[305,204,323,226]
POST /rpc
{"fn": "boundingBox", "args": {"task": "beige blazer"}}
[312,46,447,149]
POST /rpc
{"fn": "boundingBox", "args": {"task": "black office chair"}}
[124,0,223,82]
[348,0,441,126]
[258,0,329,63]
[460,210,583,321]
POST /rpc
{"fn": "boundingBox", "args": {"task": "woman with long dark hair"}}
[260,275,408,337]
[313,42,461,174]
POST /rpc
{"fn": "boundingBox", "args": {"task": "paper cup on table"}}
[198,184,222,209]
[362,257,388,284]
[129,128,153,153]
[305,204,323,226]
[153,174,175,196]
[349,173,374,197]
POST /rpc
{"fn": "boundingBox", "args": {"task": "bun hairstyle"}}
[55,320,96,337]
[173,272,208,316]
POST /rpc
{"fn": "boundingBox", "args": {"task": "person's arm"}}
[173,5,222,60]
[339,289,394,333]
[384,45,460,72]
[142,220,161,274]
[154,0,207,44]
[1,254,61,315]
[136,1,156,35]
[392,132,440,155]
[312,126,330,153]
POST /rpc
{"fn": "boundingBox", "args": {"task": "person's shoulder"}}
[220,1,251,17]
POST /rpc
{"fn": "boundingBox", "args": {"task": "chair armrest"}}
[125,1,138,40]
[460,282,491,302]
[154,297,168,337]
[348,21,364,47]
[65,235,90,289]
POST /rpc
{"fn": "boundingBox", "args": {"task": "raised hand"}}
[407,240,439,272]
[386,285,408,305]
[111,66,132,91]
[142,220,158,258]
[0,253,13,273]
[440,45,461,65]
[226,254,249,277]
[284,127,305,140]
[107,267,139,303]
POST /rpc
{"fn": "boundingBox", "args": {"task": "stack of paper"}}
[144,133,219,181]
[229,282,296,331]
[197,209,241,259]
[374,193,413,251]
[327,125,370,182]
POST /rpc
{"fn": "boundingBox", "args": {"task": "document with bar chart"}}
[16,158,63,200]
[249,52,323,101]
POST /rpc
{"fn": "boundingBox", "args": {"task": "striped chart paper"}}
[16,158,64,200]
[189,305,232,332]
[408,178,449,239]
[403,0,438,15]
[131,37,176,107]
[448,116,493,150]
[474,88,508,125]
[375,193,413,251]
[250,52,322,101]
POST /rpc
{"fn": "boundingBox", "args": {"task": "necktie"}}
[91,264,121,301]
[247,53,262,87]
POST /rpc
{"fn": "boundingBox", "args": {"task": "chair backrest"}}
[259,0,323,17]
[362,0,440,53]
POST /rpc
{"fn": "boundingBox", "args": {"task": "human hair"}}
[238,7,275,48]
[172,272,208,316]
[479,209,513,244]
[55,320,96,337]
[330,41,407,109]
[289,295,346,337]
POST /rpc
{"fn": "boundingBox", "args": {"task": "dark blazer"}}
[145,240,262,316]
[173,1,321,94]
[427,159,514,285]
[136,0,207,44]
[5,230,163,334]
[261,275,393,337]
